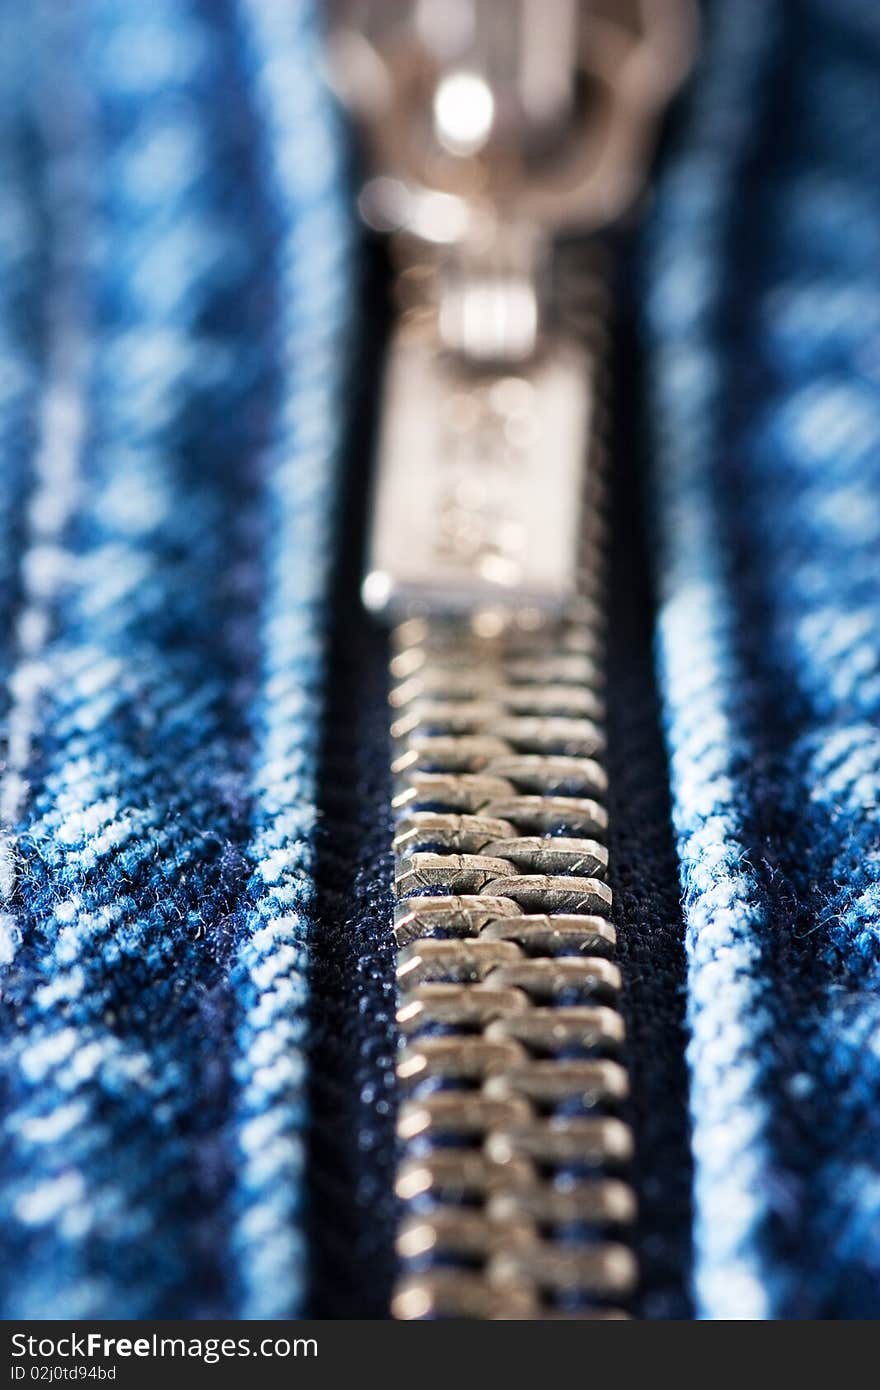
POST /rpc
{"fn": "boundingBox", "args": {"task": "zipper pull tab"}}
[326,0,697,621]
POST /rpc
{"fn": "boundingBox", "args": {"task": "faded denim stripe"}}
[230,0,352,1320]
[647,0,880,1318]
[0,0,351,1317]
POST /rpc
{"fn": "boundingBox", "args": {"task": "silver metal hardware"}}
[327,0,698,1322]
[329,0,697,620]
[326,0,698,242]
[362,329,595,618]
[386,615,635,1318]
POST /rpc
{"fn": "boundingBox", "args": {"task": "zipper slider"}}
[328,0,696,622]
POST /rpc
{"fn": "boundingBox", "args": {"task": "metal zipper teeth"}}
[388,417,637,1321]
[324,0,698,1321]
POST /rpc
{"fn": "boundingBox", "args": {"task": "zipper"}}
[326,0,697,1319]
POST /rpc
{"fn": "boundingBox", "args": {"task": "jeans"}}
[0,0,877,1319]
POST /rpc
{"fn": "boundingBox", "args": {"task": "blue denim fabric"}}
[0,0,878,1323]
[647,0,880,1318]
[0,0,351,1318]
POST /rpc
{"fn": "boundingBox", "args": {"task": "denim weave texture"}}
[0,0,879,1323]
[0,0,351,1318]
[647,0,880,1318]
